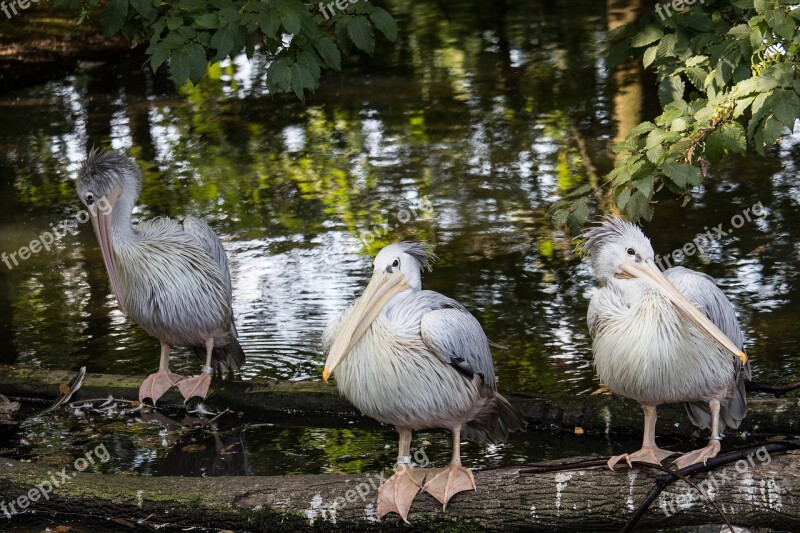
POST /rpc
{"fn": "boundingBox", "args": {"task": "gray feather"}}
[666,267,749,431]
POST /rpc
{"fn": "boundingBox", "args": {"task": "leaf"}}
[314,37,341,70]
[720,121,747,154]
[643,45,658,69]
[346,15,375,55]
[631,25,663,48]
[196,13,220,29]
[267,58,292,92]
[210,25,237,61]
[658,76,685,106]
[170,47,191,87]
[101,0,129,36]
[662,162,700,188]
[129,0,155,20]
[625,190,654,221]
[657,33,678,58]
[369,7,396,40]
[628,121,656,137]
[185,42,207,83]
[281,10,301,34]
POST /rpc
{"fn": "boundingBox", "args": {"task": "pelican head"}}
[323,242,436,382]
[76,150,142,312]
[581,216,747,365]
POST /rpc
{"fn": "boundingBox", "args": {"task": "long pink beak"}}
[621,258,747,365]
[89,197,125,313]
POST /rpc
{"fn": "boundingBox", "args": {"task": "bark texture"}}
[1,453,799,531]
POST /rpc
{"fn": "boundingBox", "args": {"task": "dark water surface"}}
[0,0,798,477]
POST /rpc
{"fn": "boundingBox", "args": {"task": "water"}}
[1,0,799,477]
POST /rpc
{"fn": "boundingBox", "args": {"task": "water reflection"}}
[0,0,797,400]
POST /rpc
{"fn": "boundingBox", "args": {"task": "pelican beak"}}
[323,270,410,382]
[88,186,125,314]
[620,259,747,365]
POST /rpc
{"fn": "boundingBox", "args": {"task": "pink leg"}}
[139,341,185,404]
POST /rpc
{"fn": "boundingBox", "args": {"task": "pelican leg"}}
[423,425,476,510]
[608,405,676,469]
[139,341,185,404]
[377,428,425,522]
[673,399,722,469]
[177,339,214,401]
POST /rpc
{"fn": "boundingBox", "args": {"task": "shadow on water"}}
[0,0,798,480]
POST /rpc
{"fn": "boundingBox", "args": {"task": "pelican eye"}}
[392,259,400,268]
[626,248,635,256]
[85,192,95,206]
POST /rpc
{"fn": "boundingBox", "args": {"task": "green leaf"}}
[185,42,207,83]
[267,58,292,92]
[281,10,301,34]
[346,16,375,55]
[196,14,220,29]
[101,0,129,36]
[628,121,656,137]
[657,33,678,58]
[369,7,397,40]
[625,190,654,221]
[631,25,663,48]
[170,48,190,87]
[129,0,155,19]
[314,37,341,70]
[210,25,236,61]
[662,162,700,188]
[643,45,658,69]
[658,76,685,106]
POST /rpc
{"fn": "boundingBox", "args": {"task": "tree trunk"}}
[0,451,798,531]
[1,365,798,437]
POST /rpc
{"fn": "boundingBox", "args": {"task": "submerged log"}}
[1,365,799,437]
[0,450,798,531]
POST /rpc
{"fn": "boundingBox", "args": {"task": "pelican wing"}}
[182,216,232,300]
[665,266,750,431]
[181,216,244,371]
[665,267,744,350]
[418,294,497,390]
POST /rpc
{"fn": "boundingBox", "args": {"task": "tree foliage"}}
[54,0,397,100]
[551,0,800,231]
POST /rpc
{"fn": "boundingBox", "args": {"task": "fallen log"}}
[1,365,799,437]
[0,450,798,531]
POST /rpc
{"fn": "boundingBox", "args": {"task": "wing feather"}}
[419,299,497,390]
[182,216,232,300]
[666,266,750,431]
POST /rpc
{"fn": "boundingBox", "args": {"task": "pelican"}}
[322,243,526,521]
[76,150,244,404]
[582,217,750,470]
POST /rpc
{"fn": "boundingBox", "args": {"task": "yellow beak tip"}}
[322,369,330,383]
[738,352,748,365]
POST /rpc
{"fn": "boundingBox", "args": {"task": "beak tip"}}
[322,369,330,383]
[738,352,748,365]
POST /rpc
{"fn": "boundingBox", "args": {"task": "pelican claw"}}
[139,370,184,405]
[176,372,213,402]
[422,465,476,510]
[377,465,425,522]
[607,446,677,470]
[672,439,721,469]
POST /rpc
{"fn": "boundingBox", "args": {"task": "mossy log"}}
[1,451,799,531]
[1,365,799,437]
